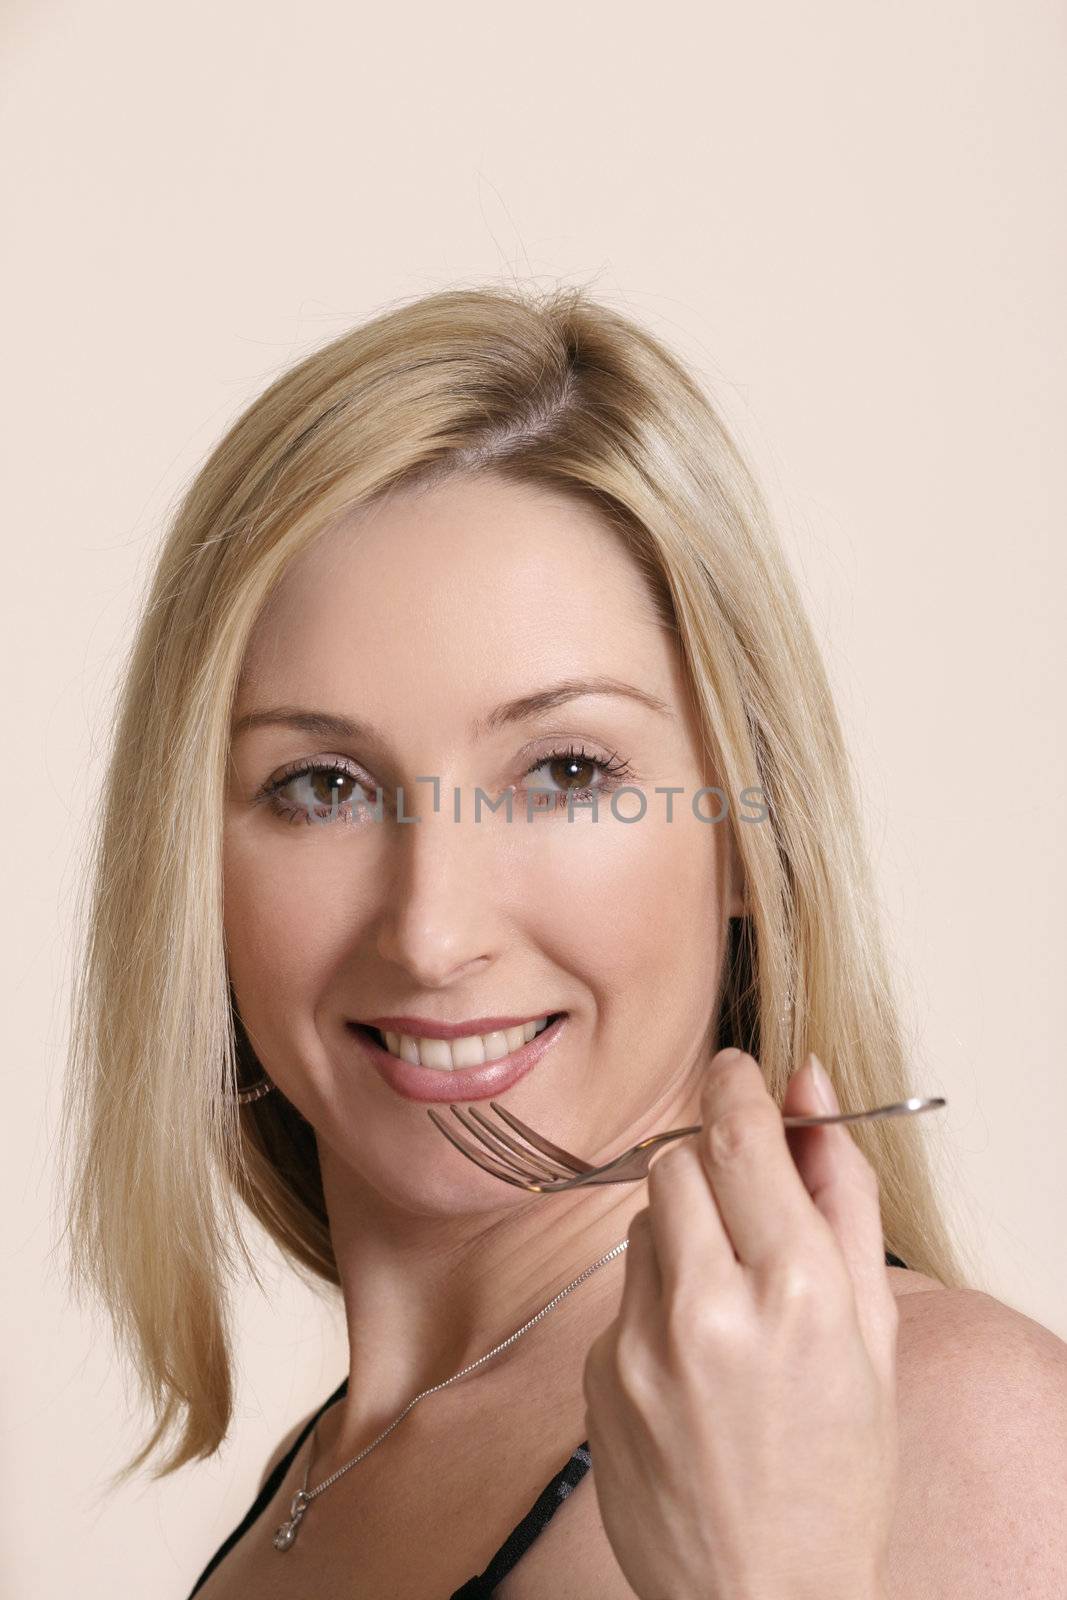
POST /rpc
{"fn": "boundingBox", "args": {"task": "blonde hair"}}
[61,281,977,1482]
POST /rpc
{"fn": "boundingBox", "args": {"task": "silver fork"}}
[425,1096,947,1193]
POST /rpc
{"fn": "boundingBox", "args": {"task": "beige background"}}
[3,2,1064,1596]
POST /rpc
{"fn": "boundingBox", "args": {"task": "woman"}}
[63,284,1066,1598]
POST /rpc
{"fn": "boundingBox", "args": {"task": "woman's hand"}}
[581,1048,899,1600]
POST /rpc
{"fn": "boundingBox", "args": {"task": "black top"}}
[187,1249,910,1598]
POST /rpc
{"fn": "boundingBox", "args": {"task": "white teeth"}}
[375,1016,554,1070]
[419,1037,454,1070]
[480,1031,508,1063]
[450,1033,487,1068]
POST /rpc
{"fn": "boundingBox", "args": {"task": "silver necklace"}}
[272,1236,630,1551]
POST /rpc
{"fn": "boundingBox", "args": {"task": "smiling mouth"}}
[351,1014,566,1072]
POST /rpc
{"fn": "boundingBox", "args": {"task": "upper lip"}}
[356,1013,560,1040]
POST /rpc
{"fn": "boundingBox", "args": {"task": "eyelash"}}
[252,744,637,825]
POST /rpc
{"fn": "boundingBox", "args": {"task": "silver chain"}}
[272,1235,630,1551]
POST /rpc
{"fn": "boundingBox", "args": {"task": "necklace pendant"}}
[272,1490,311,1552]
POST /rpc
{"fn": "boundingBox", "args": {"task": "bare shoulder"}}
[894,1272,1067,1385]
[891,1281,1067,1597]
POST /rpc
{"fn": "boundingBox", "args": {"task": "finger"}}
[782,1052,875,1212]
[784,1053,897,1361]
[699,1047,821,1272]
[646,1137,737,1300]
[616,1206,663,1325]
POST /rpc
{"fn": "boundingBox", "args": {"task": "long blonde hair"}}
[61,281,977,1481]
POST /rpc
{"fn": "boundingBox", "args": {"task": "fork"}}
[425,1095,947,1192]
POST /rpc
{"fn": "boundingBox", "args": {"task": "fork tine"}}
[486,1099,597,1174]
[447,1105,562,1182]
[425,1108,544,1191]
[457,1104,579,1181]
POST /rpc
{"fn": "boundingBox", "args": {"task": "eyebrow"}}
[231,676,673,745]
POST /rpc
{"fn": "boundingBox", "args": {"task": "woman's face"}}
[225,473,742,1213]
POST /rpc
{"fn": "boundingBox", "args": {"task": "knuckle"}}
[705,1102,776,1166]
[765,1254,820,1306]
[613,1327,658,1407]
[664,1286,749,1363]
[762,1253,850,1321]
[665,1287,721,1347]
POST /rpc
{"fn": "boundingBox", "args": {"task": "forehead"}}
[239,474,677,720]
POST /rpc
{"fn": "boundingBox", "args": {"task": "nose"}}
[371,789,499,989]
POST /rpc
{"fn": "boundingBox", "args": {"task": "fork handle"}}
[637,1116,848,1148]
[640,1101,938,1152]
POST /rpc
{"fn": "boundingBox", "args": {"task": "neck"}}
[319,1156,643,1438]
[314,1060,705,1465]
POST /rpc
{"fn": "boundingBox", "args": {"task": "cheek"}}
[528,805,722,1008]
[222,826,366,1023]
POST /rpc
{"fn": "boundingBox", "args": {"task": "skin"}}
[224,474,745,1407]
[222,471,892,1595]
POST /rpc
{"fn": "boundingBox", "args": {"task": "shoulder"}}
[892,1283,1067,1597]
[503,1281,1067,1600]
[895,1277,1067,1406]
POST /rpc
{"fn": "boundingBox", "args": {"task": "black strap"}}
[449,1443,592,1598]
[189,1250,911,1598]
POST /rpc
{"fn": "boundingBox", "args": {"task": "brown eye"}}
[521,745,635,811]
[258,759,377,824]
[309,769,359,808]
[547,754,598,790]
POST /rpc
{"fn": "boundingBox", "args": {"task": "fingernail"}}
[807,1052,838,1112]
[713,1047,743,1067]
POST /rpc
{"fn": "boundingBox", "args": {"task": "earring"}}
[236,1075,275,1105]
